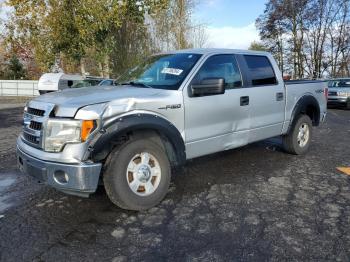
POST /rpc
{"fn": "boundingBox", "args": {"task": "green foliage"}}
[6,55,26,80]
[248,41,268,51]
[2,0,200,78]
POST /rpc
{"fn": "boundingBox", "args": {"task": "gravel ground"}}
[0,97,32,110]
[0,101,349,261]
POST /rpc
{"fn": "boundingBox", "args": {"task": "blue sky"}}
[193,0,267,49]
[194,0,267,27]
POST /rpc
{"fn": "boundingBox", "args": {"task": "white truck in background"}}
[38,73,116,95]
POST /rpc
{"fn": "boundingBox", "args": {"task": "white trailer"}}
[38,73,116,95]
[38,73,84,95]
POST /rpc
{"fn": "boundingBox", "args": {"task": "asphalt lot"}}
[0,101,349,262]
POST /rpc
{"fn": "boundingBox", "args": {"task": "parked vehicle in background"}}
[38,73,83,95]
[327,78,350,109]
[98,79,117,86]
[38,73,116,95]
[17,48,327,211]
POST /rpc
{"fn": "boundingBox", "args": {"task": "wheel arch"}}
[90,113,186,167]
[288,95,321,133]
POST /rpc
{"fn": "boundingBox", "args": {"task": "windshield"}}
[328,79,350,88]
[117,53,202,90]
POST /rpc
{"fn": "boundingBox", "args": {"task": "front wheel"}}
[103,138,171,211]
[282,114,313,155]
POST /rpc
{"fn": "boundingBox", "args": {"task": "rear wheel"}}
[346,100,350,110]
[103,137,171,211]
[282,114,313,155]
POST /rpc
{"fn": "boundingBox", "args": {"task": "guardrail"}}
[0,80,39,96]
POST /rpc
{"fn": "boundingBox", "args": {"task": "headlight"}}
[44,119,95,152]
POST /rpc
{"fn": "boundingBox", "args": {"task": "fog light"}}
[53,170,69,184]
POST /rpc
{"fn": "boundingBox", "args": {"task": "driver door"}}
[183,54,250,159]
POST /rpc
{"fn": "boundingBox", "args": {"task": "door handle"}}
[240,96,249,106]
[276,92,284,101]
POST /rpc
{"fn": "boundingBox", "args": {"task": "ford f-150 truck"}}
[17,49,327,210]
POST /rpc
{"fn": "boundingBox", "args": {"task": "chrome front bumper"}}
[327,96,348,104]
[17,146,102,197]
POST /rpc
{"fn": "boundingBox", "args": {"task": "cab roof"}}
[171,48,270,56]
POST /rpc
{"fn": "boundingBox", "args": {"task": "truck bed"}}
[283,80,327,133]
[285,80,326,85]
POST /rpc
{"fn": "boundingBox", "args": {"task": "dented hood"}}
[33,85,163,117]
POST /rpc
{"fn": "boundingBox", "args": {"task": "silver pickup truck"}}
[17,49,327,210]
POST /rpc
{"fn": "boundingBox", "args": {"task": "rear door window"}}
[243,55,277,86]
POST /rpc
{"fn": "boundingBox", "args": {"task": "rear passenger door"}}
[238,54,285,142]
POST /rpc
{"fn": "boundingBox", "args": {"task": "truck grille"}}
[23,132,40,144]
[328,91,337,96]
[27,107,45,116]
[22,102,54,149]
[29,121,42,130]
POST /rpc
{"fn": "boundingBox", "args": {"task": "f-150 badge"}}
[158,104,182,110]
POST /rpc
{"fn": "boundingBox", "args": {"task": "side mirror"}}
[191,78,225,97]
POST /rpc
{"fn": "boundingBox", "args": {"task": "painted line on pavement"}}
[337,167,350,176]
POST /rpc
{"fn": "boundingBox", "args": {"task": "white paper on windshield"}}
[161,67,183,76]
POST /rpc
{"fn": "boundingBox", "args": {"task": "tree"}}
[257,0,350,79]
[4,0,170,76]
[190,23,209,48]
[326,0,350,77]
[256,0,288,74]
[150,0,197,51]
[3,0,202,78]
[6,55,26,79]
[171,0,193,49]
[5,0,62,72]
[110,1,155,76]
[0,42,7,79]
[248,41,268,51]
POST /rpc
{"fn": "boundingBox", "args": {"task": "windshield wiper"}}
[120,81,152,88]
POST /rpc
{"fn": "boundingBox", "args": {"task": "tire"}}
[346,100,350,110]
[103,137,171,211]
[282,114,313,155]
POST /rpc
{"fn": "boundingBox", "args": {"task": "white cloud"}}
[203,0,221,6]
[205,23,260,50]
